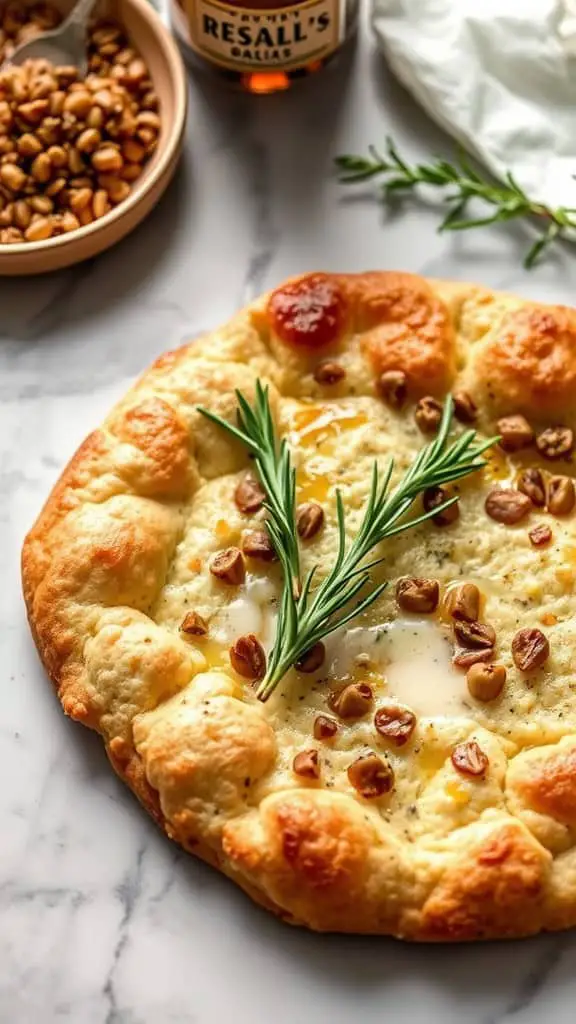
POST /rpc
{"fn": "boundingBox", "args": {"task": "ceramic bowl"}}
[0,0,187,275]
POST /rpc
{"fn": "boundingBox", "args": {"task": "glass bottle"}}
[170,0,359,93]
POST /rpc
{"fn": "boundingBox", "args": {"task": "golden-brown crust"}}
[21,271,576,940]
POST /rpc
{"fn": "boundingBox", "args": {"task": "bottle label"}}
[184,0,342,72]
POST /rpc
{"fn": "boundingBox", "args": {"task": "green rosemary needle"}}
[199,387,496,702]
[335,136,576,269]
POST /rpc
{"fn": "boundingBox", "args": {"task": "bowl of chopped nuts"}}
[0,0,187,273]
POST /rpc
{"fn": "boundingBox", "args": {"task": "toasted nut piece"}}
[396,576,439,614]
[452,391,477,423]
[30,152,51,183]
[518,468,546,507]
[295,642,325,674]
[313,715,338,741]
[296,501,324,539]
[512,628,549,671]
[46,145,67,168]
[121,162,142,182]
[45,177,66,197]
[378,369,407,408]
[17,99,48,123]
[122,138,146,163]
[0,162,25,191]
[547,475,575,516]
[104,177,130,203]
[423,484,460,526]
[234,472,265,514]
[292,749,320,779]
[241,529,277,562]
[454,620,496,650]
[86,105,104,129]
[536,426,574,460]
[529,523,552,547]
[331,682,373,720]
[210,547,245,585]
[17,133,42,157]
[374,704,416,746]
[180,611,208,636]
[466,663,506,702]
[61,211,80,232]
[69,187,93,213]
[92,146,123,173]
[347,753,394,798]
[92,189,110,219]
[313,360,346,385]
[137,110,161,132]
[13,198,31,229]
[49,89,66,114]
[485,488,531,524]
[415,396,442,433]
[497,415,534,452]
[68,147,86,175]
[24,216,53,241]
[29,195,53,214]
[445,583,480,623]
[0,226,23,243]
[63,90,92,117]
[451,740,489,777]
[229,633,266,680]
[452,647,494,669]
[76,127,101,153]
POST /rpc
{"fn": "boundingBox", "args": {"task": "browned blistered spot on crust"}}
[346,272,456,396]
[110,397,192,499]
[516,746,576,827]
[480,306,576,416]
[420,825,550,940]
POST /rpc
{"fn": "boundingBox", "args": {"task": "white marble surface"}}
[3,6,576,1023]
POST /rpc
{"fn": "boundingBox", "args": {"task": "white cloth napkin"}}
[371,0,576,207]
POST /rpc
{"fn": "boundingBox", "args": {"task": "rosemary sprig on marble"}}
[335,137,576,269]
[199,388,496,701]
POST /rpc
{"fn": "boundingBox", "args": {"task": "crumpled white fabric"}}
[371,0,576,207]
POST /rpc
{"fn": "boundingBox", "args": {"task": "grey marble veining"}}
[3,7,576,1023]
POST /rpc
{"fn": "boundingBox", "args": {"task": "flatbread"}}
[22,272,576,940]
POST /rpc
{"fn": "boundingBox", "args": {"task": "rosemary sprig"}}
[335,136,576,269]
[199,389,496,701]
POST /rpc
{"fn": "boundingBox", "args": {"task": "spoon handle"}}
[59,0,99,37]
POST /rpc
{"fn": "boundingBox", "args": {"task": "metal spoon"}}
[6,0,98,76]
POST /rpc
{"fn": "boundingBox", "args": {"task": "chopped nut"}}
[529,523,552,547]
[517,468,546,507]
[536,426,574,460]
[331,682,373,720]
[452,647,494,669]
[452,391,477,423]
[547,475,575,516]
[415,396,443,433]
[485,488,531,524]
[229,633,266,680]
[210,547,245,585]
[374,704,416,746]
[395,576,439,614]
[295,642,325,673]
[466,663,506,702]
[512,628,549,672]
[313,715,338,741]
[445,583,480,623]
[241,529,277,563]
[292,749,320,779]
[234,472,265,514]
[454,620,496,650]
[497,415,534,452]
[296,501,324,540]
[378,369,407,408]
[347,753,394,798]
[423,484,460,526]
[179,611,208,637]
[313,360,346,385]
[451,741,489,778]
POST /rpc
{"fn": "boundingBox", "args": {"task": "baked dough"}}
[22,272,576,940]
